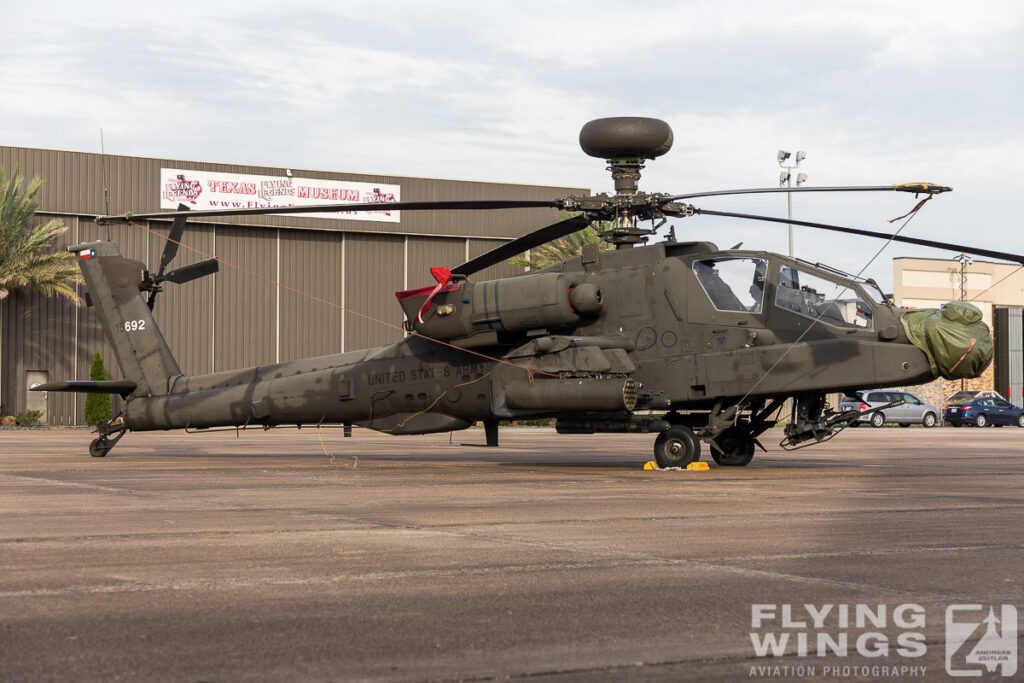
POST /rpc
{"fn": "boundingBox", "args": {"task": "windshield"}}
[693,257,767,313]
[861,280,889,304]
[776,265,873,329]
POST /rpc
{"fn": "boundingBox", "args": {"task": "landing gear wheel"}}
[711,429,755,467]
[975,414,988,428]
[922,413,937,428]
[869,412,885,428]
[89,439,110,457]
[654,425,700,468]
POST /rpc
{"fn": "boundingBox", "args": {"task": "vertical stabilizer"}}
[72,241,181,396]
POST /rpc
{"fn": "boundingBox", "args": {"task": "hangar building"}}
[0,146,582,425]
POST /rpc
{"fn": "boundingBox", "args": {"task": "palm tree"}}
[0,169,82,303]
[509,218,613,271]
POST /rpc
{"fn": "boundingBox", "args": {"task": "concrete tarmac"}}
[1,426,1022,682]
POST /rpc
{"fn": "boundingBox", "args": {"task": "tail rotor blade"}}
[156,204,190,276]
[163,258,219,284]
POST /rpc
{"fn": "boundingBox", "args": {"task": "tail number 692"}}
[124,319,146,332]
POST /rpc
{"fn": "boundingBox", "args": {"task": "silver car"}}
[839,390,940,428]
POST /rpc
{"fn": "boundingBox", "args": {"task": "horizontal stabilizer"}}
[31,380,137,397]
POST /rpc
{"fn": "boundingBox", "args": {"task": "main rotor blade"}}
[694,208,1024,264]
[156,204,190,276]
[452,214,591,277]
[667,183,951,202]
[163,258,219,284]
[99,199,563,224]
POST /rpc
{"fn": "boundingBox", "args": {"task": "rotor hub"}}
[578,118,675,247]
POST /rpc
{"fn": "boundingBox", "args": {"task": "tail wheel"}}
[654,425,700,468]
[922,413,937,428]
[89,439,110,457]
[870,412,885,428]
[975,414,988,428]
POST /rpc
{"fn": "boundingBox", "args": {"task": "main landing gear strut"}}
[653,398,783,468]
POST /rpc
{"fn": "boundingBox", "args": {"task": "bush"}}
[84,350,112,426]
[14,410,42,427]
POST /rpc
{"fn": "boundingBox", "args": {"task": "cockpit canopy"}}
[692,256,874,329]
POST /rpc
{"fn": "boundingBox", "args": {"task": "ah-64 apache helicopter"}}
[36,117,1016,466]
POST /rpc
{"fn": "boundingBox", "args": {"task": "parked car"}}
[945,390,1005,404]
[944,396,1024,427]
[839,390,940,428]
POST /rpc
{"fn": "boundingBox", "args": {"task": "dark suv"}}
[944,396,1024,427]
[839,390,940,428]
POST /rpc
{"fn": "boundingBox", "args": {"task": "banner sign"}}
[159,168,400,222]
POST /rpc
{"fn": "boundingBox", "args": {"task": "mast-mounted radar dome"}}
[579,117,673,160]
[579,117,674,197]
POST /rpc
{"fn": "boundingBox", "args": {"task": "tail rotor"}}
[143,205,219,310]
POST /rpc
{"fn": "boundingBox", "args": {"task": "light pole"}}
[954,253,974,390]
[955,253,973,301]
[777,150,807,257]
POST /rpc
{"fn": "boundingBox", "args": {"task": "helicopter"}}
[33,117,1017,467]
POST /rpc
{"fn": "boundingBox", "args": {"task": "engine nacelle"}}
[396,272,603,342]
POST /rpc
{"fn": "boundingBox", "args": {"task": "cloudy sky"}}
[1,0,1021,290]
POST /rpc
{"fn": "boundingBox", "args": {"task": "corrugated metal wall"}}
[1,146,585,424]
[343,233,406,351]
[994,306,1024,406]
[214,226,278,370]
[280,229,345,362]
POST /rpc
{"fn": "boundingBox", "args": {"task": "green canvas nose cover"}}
[900,301,993,380]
